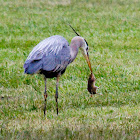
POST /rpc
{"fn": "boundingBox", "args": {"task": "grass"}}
[0,0,140,139]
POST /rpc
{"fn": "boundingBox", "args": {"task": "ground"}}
[0,0,140,139]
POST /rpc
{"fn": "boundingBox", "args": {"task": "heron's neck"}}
[70,36,83,62]
[70,41,80,62]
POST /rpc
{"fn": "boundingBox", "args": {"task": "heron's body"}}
[24,34,92,115]
[24,35,71,78]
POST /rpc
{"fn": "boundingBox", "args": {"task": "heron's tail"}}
[24,60,42,74]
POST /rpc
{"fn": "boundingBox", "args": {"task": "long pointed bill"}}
[85,53,93,73]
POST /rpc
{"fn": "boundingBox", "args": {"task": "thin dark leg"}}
[55,75,60,115]
[44,77,47,116]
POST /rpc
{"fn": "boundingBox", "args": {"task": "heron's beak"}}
[85,52,92,73]
[80,47,93,73]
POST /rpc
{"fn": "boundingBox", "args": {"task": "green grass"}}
[0,0,140,139]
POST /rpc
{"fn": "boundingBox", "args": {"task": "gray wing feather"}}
[42,44,71,72]
[24,35,71,74]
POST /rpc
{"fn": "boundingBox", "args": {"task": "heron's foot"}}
[44,104,46,116]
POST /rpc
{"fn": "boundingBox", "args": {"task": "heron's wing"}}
[24,35,70,74]
[42,43,71,72]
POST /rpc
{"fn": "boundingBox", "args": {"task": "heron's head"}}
[68,24,92,73]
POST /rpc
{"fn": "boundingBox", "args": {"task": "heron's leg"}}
[55,75,60,115]
[44,77,47,116]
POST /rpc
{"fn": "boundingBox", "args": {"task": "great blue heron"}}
[24,25,93,115]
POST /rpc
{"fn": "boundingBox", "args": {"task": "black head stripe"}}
[68,24,80,36]
[68,24,89,47]
[84,39,88,46]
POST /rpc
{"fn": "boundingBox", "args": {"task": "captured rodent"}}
[87,73,99,95]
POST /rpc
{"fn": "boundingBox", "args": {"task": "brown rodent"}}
[87,73,99,95]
